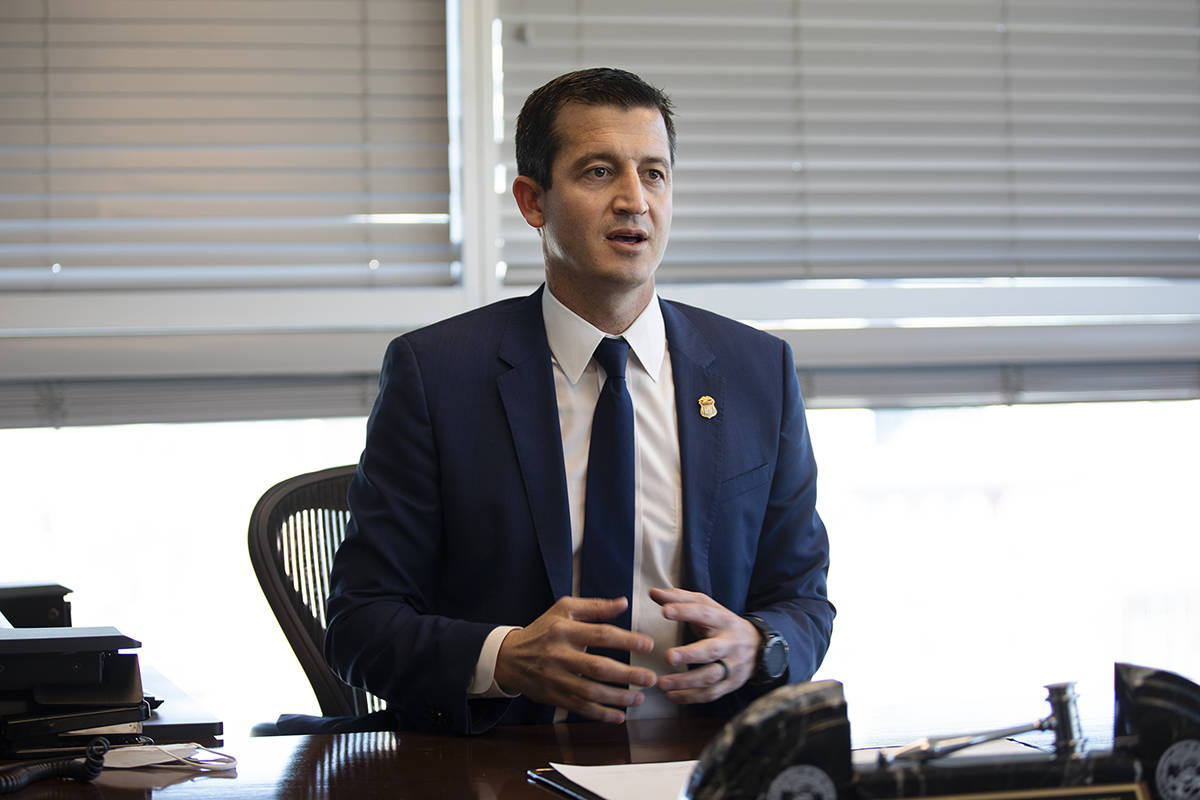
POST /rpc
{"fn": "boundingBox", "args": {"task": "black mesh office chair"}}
[247,464,385,720]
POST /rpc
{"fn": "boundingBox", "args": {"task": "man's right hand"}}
[494,596,657,723]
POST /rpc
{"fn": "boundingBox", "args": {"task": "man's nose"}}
[612,172,649,216]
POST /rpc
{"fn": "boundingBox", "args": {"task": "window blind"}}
[1,359,1195,428]
[0,0,1196,427]
[0,0,455,291]
[495,0,1200,285]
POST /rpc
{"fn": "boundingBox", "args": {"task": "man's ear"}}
[512,175,546,229]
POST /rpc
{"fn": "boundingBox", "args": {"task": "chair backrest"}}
[247,464,385,717]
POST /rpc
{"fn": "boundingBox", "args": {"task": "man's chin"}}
[597,257,662,288]
[596,272,658,300]
[545,255,662,300]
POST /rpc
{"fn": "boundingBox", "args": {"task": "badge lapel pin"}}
[698,395,717,419]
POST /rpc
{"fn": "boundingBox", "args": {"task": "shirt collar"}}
[542,287,667,386]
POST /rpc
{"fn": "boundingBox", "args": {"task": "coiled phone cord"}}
[0,737,108,794]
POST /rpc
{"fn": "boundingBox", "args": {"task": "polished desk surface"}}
[6,717,723,799]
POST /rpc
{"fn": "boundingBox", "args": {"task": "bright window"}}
[811,399,1200,747]
[2,400,1196,743]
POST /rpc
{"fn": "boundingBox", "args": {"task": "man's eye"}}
[646,169,664,181]
[587,167,609,178]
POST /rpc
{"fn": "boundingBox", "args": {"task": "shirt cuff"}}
[468,625,522,698]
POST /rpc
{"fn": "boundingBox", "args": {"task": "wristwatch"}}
[743,614,789,685]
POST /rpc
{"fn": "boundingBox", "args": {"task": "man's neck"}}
[545,278,655,335]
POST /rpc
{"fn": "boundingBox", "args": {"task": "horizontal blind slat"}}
[0,0,456,292]
[497,0,1200,283]
[3,360,1197,427]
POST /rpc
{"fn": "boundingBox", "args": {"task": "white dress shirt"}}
[469,288,686,719]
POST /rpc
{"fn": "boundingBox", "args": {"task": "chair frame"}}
[247,464,381,718]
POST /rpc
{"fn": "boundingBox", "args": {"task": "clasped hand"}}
[494,589,759,723]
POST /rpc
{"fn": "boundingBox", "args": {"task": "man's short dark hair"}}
[515,67,676,190]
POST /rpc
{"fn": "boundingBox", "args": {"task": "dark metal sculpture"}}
[683,664,1200,800]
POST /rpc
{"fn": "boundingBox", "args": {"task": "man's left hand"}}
[650,587,759,704]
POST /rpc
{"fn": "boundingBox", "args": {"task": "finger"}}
[660,601,727,630]
[663,638,727,667]
[545,634,657,687]
[575,650,658,689]
[569,620,655,656]
[544,687,629,724]
[657,661,728,692]
[559,595,630,622]
[649,587,710,607]
[664,684,727,706]
[494,616,649,701]
[574,703,626,724]
[567,698,629,724]
[556,642,662,690]
[547,672,647,722]
[559,671,648,710]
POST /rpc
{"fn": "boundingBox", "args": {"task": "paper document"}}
[541,739,1041,799]
[547,760,697,800]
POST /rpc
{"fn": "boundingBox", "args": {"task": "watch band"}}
[743,614,789,685]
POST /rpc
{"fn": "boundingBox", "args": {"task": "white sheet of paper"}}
[548,739,1039,800]
[549,760,698,800]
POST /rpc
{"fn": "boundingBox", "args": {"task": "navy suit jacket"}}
[324,287,834,734]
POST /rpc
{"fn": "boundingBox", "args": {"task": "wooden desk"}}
[6,717,722,799]
[140,666,223,747]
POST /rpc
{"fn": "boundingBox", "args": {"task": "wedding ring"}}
[714,659,730,682]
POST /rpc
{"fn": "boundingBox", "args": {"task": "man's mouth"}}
[607,231,648,244]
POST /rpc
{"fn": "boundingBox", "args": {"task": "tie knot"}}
[593,337,630,380]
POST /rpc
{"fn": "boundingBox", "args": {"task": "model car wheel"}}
[764,764,837,800]
[1156,739,1200,800]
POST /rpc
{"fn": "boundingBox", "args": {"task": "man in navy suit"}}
[325,68,834,734]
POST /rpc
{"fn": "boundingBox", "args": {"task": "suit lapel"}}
[661,300,723,597]
[496,288,574,600]
[494,293,724,602]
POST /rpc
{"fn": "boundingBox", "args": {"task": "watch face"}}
[763,636,788,679]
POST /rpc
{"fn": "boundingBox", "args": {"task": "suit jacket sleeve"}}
[735,338,834,703]
[323,335,511,734]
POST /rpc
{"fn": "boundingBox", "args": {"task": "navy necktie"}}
[581,336,635,663]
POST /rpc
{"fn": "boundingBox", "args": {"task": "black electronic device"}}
[0,627,147,758]
[683,663,1200,800]
[0,584,72,628]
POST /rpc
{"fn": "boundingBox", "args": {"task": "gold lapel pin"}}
[698,395,717,419]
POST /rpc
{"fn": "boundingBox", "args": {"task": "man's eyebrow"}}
[568,151,672,171]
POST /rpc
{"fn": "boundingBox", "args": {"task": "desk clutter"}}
[0,583,72,628]
[527,664,1200,800]
[0,626,149,758]
[678,663,1200,800]
[0,626,236,794]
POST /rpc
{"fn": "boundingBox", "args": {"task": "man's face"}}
[518,103,673,301]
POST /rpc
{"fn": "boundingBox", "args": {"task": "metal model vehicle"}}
[684,663,1200,800]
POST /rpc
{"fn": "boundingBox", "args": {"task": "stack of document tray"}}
[0,626,149,757]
